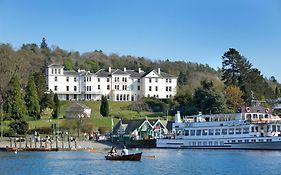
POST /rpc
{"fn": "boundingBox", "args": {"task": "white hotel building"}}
[46,64,177,101]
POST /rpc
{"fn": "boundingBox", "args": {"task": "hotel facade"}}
[46,64,177,101]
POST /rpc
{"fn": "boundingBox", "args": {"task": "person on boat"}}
[121,146,128,155]
[108,146,117,156]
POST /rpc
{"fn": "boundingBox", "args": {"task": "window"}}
[84,77,86,82]
[66,86,69,91]
[149,86,152,91]
[74,77,77,82]
[184,130,189,136]
[235,128,242,134]
[138,86,140,91]
[127,94,129,101]
[98,78,100,82]
[215,129,220,135]
[107,85,110,90]
[54,86,57,91]
[74,86,77,91]
[107,78,110,82]
[208,129,214,135]
[137,79,140,83]
[58,69,61,74]
[55,69,57,74]
[243,127,249,134]
[66,77,69,82]
[149,78,152,83]
[166,79,168,83]
[222,129,227,135]
[54,77,57,81]
[166,87,168,91]
[190,130,195,136]
[51,68,54,74]
[155,86,158,91]
[229,128,234,135]
[98,85,100,90]
[169,86,172,91]
[116,94,119,101]
[202,129,208,136]
[169,79,172,83]
[196,130,201,136]
[155,78,158,83]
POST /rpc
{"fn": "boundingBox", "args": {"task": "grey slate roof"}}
[142,70,177,78]
[64,70,79,76]
[95,69,111,77]
[112,69,130,75]
[112,119,147,134]
[48,64,64,68]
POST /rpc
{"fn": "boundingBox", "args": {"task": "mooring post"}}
[14,137,16,148]
[19,138,21,149]
[25,136,27,148]
[62,136,64,149]
[68,135,70,149]
[74,138,77,149]
[55,136,58,149]
[9,137,12,148]
[30,137,32,148]
[40,139,42,148]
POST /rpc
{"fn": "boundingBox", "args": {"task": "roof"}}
[65,102,91,112]
[48,64,64,68]
[126,70,145,78]
[95,69,111,77]
[64,70,79,76]
[113,119,147,134]
[142,70,177,78]
[112,69,130,75]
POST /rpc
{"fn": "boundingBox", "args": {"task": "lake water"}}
[1,149,281,175]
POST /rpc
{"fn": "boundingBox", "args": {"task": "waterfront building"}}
[46,64,177,101]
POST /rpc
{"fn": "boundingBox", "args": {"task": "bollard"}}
[10,137,12,148]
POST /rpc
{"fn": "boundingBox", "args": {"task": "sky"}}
[0,0,281,81]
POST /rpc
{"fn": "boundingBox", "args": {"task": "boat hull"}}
[157,138,281,150]
[105,152,142,161]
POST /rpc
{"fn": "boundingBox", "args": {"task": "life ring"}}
[246,107,250,113]
[265,108,269,113]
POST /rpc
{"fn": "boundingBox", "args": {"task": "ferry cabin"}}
[157,108,281,149]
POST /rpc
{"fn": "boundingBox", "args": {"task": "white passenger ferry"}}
[157,106,281,150]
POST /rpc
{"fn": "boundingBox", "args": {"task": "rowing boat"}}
[105,152,142,161]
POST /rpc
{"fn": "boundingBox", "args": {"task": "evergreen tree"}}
[41,91,55,110]
[193,80,227,114]
[33,72,47,107]
[40,37,48,49]
[25,75,41,119]
[52,93,60,119]
[6,75,27,120]
[100,95,109,117]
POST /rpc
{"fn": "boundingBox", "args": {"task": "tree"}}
[193,80,227,114]
[40,37,48,49]
[52,93,60,119]
[224,85,244,112]
[41,91,55,110]
[25,75,41,119]
[6,74,28,121]
[100,95,109,117]
[33,71,47,107]
[63,58,74,70]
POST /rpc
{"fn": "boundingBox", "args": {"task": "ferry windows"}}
[253,114,258,119]
[244,140,249,143]
[238,140,243,143]
[190,130,195,136]
[251,126,255,132]
[222,129,227,135]
[202,129,208,136]
[277,125,281,132]
[215,129,220,135]
[266,139,272,142]
[184,130,189,136]
[231,140,236,143]
[209,129,214,135]
[220,141,224,145]
[251,139,256,142]
[264,114,269,118]
[235,128,242,134]
[243,128,249,134]
[214,141,218,145]
[272,125,276,132]
[196,130,201,136]
[246,114,251,121]
[258,139,263,142]
[203,141,207,146]
[229,128,234,135]
[209,141,212,146]
[198,142,202,146]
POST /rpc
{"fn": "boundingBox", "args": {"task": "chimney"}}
[123,67,126,72]
[108,67,111,73]
[138,68,142,73]
[158,68,161,74]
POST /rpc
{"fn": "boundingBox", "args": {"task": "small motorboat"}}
[105,152,142,161]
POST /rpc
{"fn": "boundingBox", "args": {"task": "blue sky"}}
[1,0,281,81]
